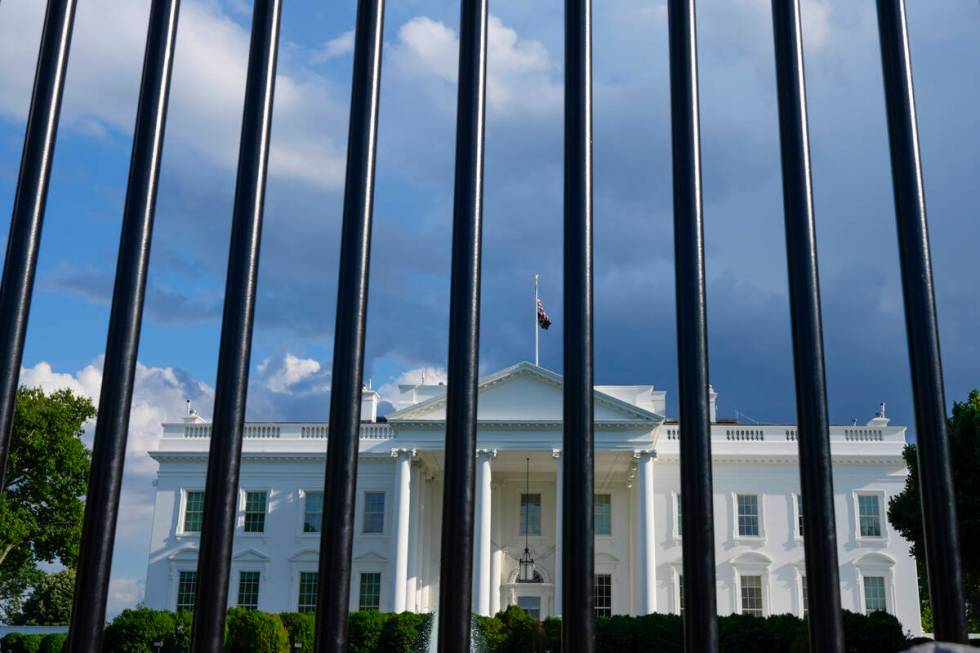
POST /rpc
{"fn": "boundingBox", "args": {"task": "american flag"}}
[536,297,551,330]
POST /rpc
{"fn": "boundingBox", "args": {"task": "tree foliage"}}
[224,607,289,653]
[11,569,76,625]
[888,389,980,626]
[0,387,94,620]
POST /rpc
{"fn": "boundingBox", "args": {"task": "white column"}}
[489,482,502,616]
[635,449,656,613]
[406,464,420,612]
[391,448,415,613]
[473,449,496,616]
[552,448,563,617]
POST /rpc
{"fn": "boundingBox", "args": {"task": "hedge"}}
[38,633,69,653]
[0,633,45,653]
[87,606,914,652]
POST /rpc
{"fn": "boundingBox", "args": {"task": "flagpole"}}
[534,273,539,366]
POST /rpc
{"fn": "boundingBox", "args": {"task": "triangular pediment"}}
[232,548,271,563]
[388,362,662,424]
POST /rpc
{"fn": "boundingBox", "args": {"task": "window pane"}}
[244,491,267,533]
[298,572,318,613]
[237,571,260,610]
[676,494,683,537]
[176,571,197,612]
[797,494,804,536]
[517,596,541,620]
[363,492,385,534]
[184,491,204,532]
[858,495,882,537]
[304,491,324,533]
[737,495,760,537]
[740,575,763,617]
[594,494,612,536]
[520,494,542,536]
[594,574,612,617]
[864,576,887,613]
[359,573,382,611]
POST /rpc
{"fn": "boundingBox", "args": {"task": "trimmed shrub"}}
[38,633,68,653]
[842,609,906,653]
[379,612,430,653]
[0,633,45,653]
[541,617,562,653]
[103,608,177,653]
[476,614,508,651]
[225,607,289,653]
[348,611,386,653]
[496,605,547,652]
[278,612,315,652]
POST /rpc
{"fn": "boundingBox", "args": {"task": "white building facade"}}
[143,362,922,633]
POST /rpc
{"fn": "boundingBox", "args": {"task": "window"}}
[740,575,763,617]
[176,571,197,612]
[237,571,260,610]
[304,491,323,533]
[363,492,385,534]
[863,576,887,613]
[678,574,684,614]
[244,491,267,533]
[594,494,612,536]
[737,494,760,537]
[594,574,612,617]
[520,493,542,536]
[858,494,882,537]
[517,596,541,620]
[676,494,683,537]
[801,575,808,618]
[796,494,804,537]
[298,572,318,613]
[359,572,382,611]
[183,491,204,533]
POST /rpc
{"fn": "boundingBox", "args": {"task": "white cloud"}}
[0,0,348,190]
[312,29,355,63]
[392,15,561,116]
[257,352,322,393]
[377,365,448,404]
[107,576,145,616]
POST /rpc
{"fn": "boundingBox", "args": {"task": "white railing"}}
[660,423,900,444]
[172,422,394,440]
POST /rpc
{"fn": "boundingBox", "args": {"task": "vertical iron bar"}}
[875,0,967,642]
[190,1,282,649]
[314,0,385,649]
[0,0,77,489]
[666,1,719,650]
[770,1,844,650]
[437,0,489,649]
[65,0,181,649]
[563,0,594,648]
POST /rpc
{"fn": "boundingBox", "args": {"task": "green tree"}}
[12,569,75,625]
[225,607,289,653]
[0,387,94,620]
[888,389,980,627]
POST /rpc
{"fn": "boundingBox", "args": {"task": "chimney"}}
[361,386,380,423]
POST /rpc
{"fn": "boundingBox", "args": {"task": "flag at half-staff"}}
[536,297,551,330]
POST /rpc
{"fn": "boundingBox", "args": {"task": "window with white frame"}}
[737,494,760,537]
[858,494,882,538]
[243,491,267,533]
[237,571,260,610]
[362,491,385,534]
[298,572,318,613]
[176,571,197,612]
[594,574,612,617]
[594,494,612,536]
[359,572,382,611]
[517,595,541,620]
[520,493,542,536]
[182,490,204,533]
[863,576,887,613]
[740,575,763,616]
[304,491,323,533]
[676,493,683,537]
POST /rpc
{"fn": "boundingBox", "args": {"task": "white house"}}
[143,361,922,633]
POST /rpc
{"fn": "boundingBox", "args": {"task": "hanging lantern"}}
[517,457,537,583]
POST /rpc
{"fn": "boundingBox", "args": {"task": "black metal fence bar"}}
[875,0,968,642]
[65,1,182,649]
[0,0,77,489]
[191,1,282,650]
[314,0,386,649]
[666,1,719,650]
[562,0,595,649]
[437,0,489,649]
[770,1,845,650]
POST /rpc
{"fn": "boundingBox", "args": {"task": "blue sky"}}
[0,0,977,615]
